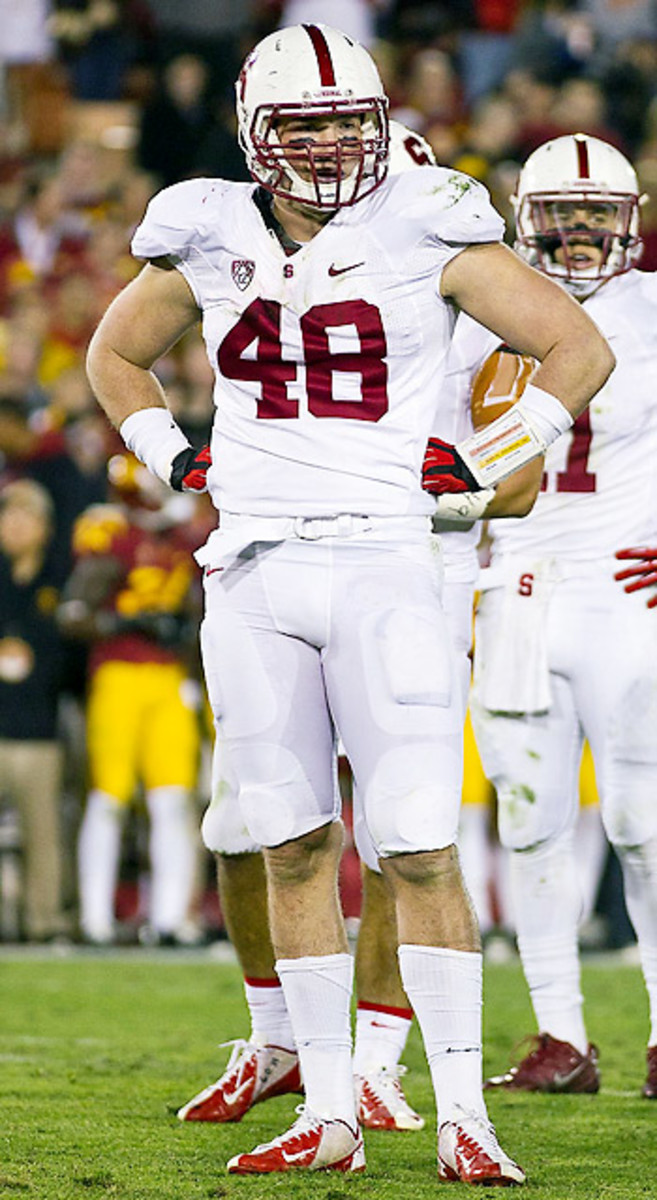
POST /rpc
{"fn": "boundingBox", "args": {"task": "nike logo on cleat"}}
[328,262,365,276]
[281,1148,314,1165]
[222,1079,253,1106]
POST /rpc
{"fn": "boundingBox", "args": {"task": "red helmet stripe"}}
[303,24,337,86]
[575,137,590,179]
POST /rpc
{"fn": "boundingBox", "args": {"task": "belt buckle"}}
[294,516,324,540]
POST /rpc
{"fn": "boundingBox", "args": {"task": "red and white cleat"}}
[484,1034,600,1094]
[227,1105,366,1175]
[176,1039,302,1123]
[438,1108,526,1186]
[356,1066,425,1131]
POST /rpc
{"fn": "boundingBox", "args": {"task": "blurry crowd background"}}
[0,0,648,947]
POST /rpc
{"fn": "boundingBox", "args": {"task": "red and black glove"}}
[422,437,481,495]
[170,444,212,493]
[614,547,657,609]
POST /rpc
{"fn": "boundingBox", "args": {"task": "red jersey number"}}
[218,298,389,422]
[541,408,596,493]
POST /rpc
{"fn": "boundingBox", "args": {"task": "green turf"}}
[1,950,655,1198]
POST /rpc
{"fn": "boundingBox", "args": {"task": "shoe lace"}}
[218,1037,254,1078]
[449,1107,501,1160]
[365,1065,410,1101]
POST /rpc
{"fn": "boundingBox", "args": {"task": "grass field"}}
[1,946,655,1199]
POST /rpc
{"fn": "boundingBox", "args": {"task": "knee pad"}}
[363,742,461,857]
[233,742,338,848]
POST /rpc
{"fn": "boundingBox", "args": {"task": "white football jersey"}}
[484,270,657,565]
[132,169,503,517]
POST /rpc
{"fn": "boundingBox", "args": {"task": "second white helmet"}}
[512,133,643,296]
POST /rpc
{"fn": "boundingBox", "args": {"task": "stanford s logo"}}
[231,259,255,290]
[518,573,534,596]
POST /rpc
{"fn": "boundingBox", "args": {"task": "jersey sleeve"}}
[395,167,505,247]
[131,178,229,305]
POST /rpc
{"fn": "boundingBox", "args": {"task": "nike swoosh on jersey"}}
[328,262,365,276]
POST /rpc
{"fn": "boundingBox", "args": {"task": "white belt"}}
[195,512,430,569]
[220,511,374,540]
[219,511,430,540]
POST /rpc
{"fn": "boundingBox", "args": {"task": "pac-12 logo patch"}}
[231,259,255,290]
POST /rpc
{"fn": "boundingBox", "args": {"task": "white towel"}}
[475,559,557,714]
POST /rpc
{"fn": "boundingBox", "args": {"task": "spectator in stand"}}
[0,319,49,411]
[0,478,69,941]
[136,54,215,188]
[391,47,463,135]
[457,0,523,106]
[453,93,522,185]
[58,453,204,945]
[0,395,105,573]
[38,271,100,386]
[48,0,154,101]
[0,169,87,313]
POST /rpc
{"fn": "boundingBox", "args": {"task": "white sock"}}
[353,1002,413,1075]
[616,840,657,1045]
[511,836,588,1053]
[276,953,355,1122]
[145,787,197,935]
[398,944,485,1125]
[243,977,295,1051]
[77,789,124,940]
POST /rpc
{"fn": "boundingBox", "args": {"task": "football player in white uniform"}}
[176,120,437,1138]
[86,24,612,1182]
[459,134,657,1100]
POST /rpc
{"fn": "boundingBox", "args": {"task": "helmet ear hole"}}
[236,24,390,210]
[513,134,643,295]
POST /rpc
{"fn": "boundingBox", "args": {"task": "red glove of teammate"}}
[614,547,657,609]
[422,437,481,495]
[170,444,212,493]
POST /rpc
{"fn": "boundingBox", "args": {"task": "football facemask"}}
[513,133,643,297]
[236,23,389,211]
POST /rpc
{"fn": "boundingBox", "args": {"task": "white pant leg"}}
[352,576,474,872]
[201,533,464,856]
[323,536,464,857]
[200,549,339,850]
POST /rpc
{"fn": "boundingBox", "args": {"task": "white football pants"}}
[201,526,464,858]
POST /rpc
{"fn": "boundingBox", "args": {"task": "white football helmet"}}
[236,23,389,210]
[512,133,643,297]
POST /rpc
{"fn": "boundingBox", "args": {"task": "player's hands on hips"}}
[614,547,657,608]
[422,437,482,494]
[170,444,212,493]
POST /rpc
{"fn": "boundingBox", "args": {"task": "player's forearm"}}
[86,331,170,430]
[529,327,615,421]
[483,458,544,517]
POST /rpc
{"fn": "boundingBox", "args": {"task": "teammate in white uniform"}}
[464,134,657,1099]
[86,24,612,1182]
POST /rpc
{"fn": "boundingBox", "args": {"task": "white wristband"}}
[515,383,574,445]
[457,385,573,488]
[120,408,190,486]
